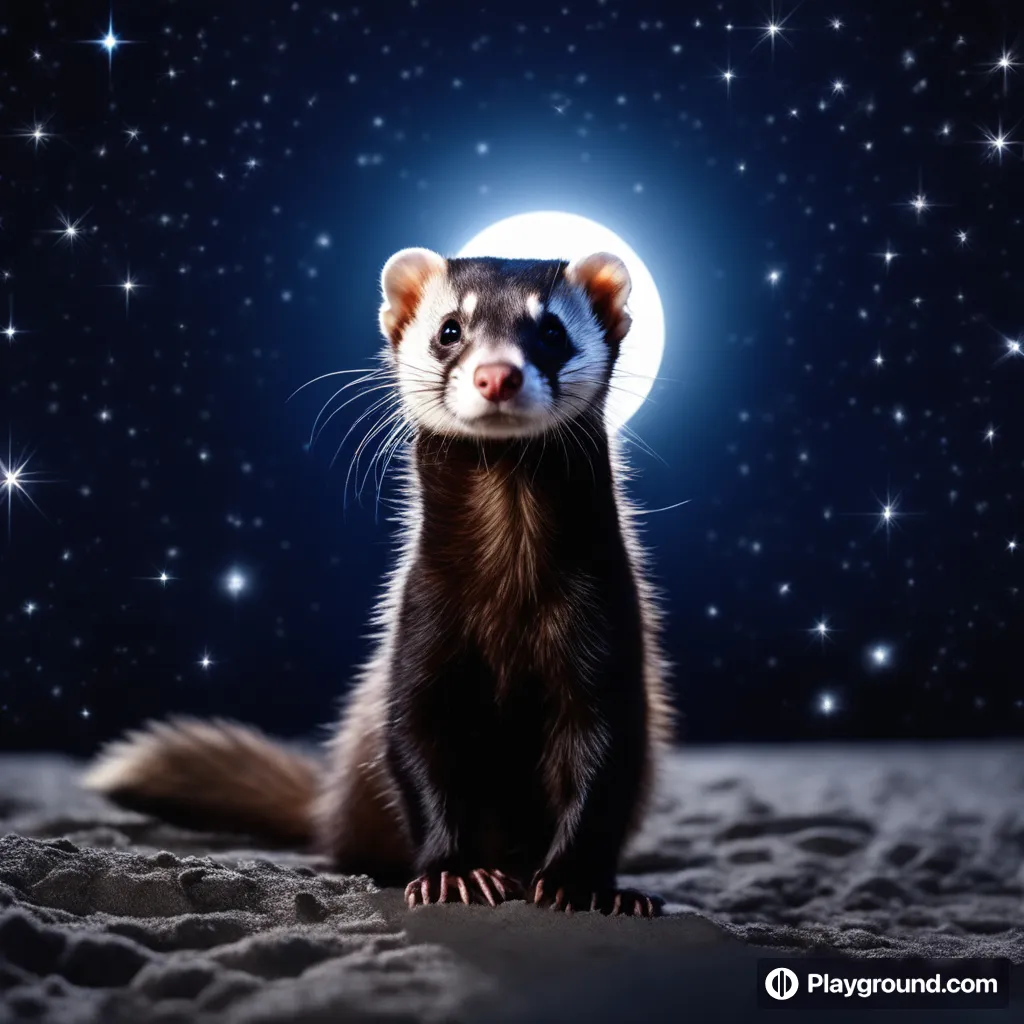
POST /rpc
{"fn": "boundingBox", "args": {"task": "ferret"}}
[84,246,675,916]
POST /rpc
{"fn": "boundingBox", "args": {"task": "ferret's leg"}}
[313,666,412,882]
[386,644,522,908]
[531,666,663,918]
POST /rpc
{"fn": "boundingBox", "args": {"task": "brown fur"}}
[82,717,319,845]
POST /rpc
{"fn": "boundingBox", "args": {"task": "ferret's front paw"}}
[405,868,521,908]
[530,872,664,917]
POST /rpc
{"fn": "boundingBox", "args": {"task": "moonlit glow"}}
[457,211,666,429]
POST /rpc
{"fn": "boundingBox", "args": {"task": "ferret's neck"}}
[411,414,622,564]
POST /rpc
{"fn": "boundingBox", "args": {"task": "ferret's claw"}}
[530,872,664,918]
[405,868,520,908]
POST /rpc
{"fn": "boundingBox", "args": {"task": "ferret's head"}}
[378,248,632,439]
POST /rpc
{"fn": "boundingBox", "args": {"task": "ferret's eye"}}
[539,313,568,348]
[439,319,462,345]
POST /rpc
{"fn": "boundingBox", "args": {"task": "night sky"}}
[1,0,1022,756]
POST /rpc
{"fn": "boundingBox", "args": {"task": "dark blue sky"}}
[1,0,1022,753]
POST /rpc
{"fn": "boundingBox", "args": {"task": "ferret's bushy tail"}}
[82,717,319,847]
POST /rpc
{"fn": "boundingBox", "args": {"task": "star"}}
[718,65,737,95]
[987,49,1020,94]
[956,229,969,247]
[996,333,1023,364]
[3,303,20,344]
[49,210,88,248]
[1008,540,1018,554]
[767,268,782,286]
[124,126,140,144]
[907,192,931,219]
[874,245,899,268]
[224,569,248,596]
[1,437,50,539]
[198,651,214,669]
[979,121,1019,163]
[84,14,134,74]
[111,267,143,314]
[870,645,891,666]
[749,3,794,58]
[831,78,847,95]
[828,17,843,31]
[817,691,838,715]
[15,119,53,151]
[809,618,833,646]
[984,426,996,445]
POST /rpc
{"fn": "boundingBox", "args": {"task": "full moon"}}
[457,211,665,429]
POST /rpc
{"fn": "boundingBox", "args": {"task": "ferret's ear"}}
[379,247,447,346]
[565,251,633,346]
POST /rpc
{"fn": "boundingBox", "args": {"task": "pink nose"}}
[474,363,523,403]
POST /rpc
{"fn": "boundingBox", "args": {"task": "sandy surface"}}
[1,743,1022,1021]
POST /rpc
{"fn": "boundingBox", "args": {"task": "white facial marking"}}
[391,268,610,440]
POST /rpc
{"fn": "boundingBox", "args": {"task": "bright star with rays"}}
[988,49,1020,93]
[3,306,20,344]
[956,229,969,247]
[874,245,899,268]
[808,618,834,648]
[198,651,214,669]
[984,425,997,445]
[111,267,143,314]
[767,268,782,286]
[979,121,1018,163]
[84,14,134,74]
[996,334,1023,364]
[1,439,50,539]
[718,65,737,95]
[142,570,175,585]
[817,691,838,715]
[747,3,794,58]
[829,18,843,31]
[1008,539,1018,554]
[831,78,847,95]
[124,126,140,144]
[15,120,53,151]
[907,192,931,220]
[49,210,88,248]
